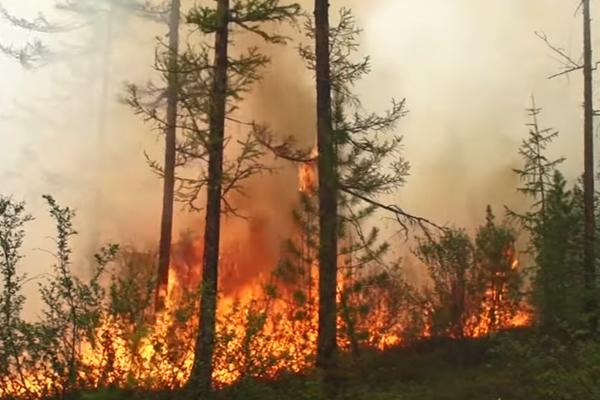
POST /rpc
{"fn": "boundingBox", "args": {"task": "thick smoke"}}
[1,0,597,312]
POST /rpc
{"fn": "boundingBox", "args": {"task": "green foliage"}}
[475,206,522,331]
[417,207,523,338]
[127,0,300,214]
[37,195,118,392]
[490,333,600,400]
[417,227,481,338]
[508,99,592,332]
[533,173,583,329]
[0,196,33,395]
[263,8,422,358]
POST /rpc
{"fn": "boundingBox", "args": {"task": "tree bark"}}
[155,0,181,312]
[314,0,338,370]
[190,0,229,394]
[582,0,596,329]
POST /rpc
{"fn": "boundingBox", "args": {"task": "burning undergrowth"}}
[0,187,531,400]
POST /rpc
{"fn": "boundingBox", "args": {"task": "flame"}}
[298,147,318,193]
[466,244,531,337]
[0,165,531,399]
[1,240,531,399]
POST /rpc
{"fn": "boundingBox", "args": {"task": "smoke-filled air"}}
[0,0,599,399]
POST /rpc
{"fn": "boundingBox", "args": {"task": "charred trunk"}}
[190,0,230,394]
[314,0,338,370]
[155,0,181,312]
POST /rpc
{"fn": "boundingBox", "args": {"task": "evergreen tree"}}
[475,206,521,332]
[508,100,587,330]
[148,1,300,394]
[155,0,181,312]
[417,207,522,338]
[262,8,428,369]
[581,0,596,331]
[0,3,64,67]
[417,228,481,338]
[536,0,597,330]
[312,0,338,371]
[536,172,582,328]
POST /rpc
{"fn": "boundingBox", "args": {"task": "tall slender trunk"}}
[314,0,338,370]
[87,5,114,268]
[582,0,596,329]
[190,0,229,394]
[155,0,181,312]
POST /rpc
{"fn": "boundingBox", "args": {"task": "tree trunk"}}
[155,0,181,311]
[314,0,338,370]
[190,0,229,394]
[582,0,596,330]
[155,0,181,312]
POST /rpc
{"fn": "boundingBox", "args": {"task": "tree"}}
[0,197,32,395]
[508,100,595,330]
[581,0,596,329]
[191,0,230,394]
[0,3,64,67]
[475,206,521,333]
[155,0,181,312]
[539,172,582,328]
[417,208,522,338]
[170,1,300,394]
[256,6,435,373]
[313,0,337,371]
[536,0,597,330]
[417,227,480,338]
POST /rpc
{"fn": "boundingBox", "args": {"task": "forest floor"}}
[79,328,600,400]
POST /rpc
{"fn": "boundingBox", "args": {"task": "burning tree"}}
[258,6,434,375]
[474,206,523,334]
[130,0,302,394]
[417,207,524,338]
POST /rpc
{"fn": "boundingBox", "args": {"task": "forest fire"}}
[0,162,532,400]
[0,220,531,400]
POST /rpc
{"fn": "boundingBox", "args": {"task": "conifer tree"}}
[0,3,64,66]
[417,207,521,337]
[155,0,181,312]
[475,206,521,332]
[417,227,479,338]
[154,1,300,394]
[507,100,586,330]
[312,0,338,370]
[536,0,597,330]
[581,0,596,330]
[260,7,433,371]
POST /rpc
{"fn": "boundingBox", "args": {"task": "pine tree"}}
[313,0,338,370]
[156,0,181,312]
[260,8,431,371]
[171,1,301,394]
[475,206,521,332]
[417,208,522,338]
[536,0,597,331]
[581,0,596,331]
[507,100,588,330]
[305,6,426,369]
[0,4,64,67]
[537,172,582,328]
[417,227,478,338]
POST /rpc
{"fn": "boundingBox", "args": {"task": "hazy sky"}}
[0,0,598,309]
